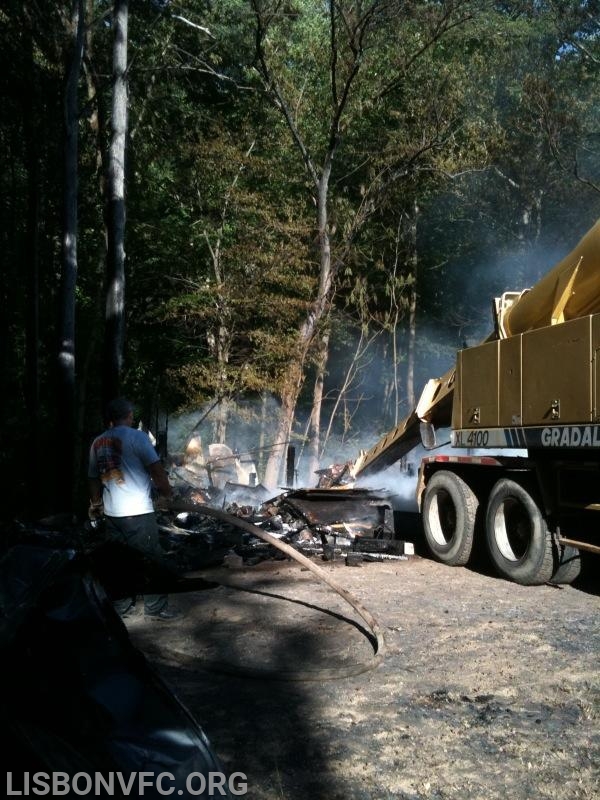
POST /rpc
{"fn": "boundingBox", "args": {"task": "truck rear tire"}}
[485,479,555,585]
[422,471,478,566]
[550,545,581,585]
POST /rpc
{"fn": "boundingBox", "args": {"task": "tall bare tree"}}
[58,0,85,508]
[103,0,129,404]
[252,0,477,487]
[404,200,419,410]
[22,12,43,511]
[306,330,330,480]
[252,0,385,487]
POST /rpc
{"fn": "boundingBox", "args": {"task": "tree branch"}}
[377,1,477,101]
[171,14,214,38]
[250,0,320,187]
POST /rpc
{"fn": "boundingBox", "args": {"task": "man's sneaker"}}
[146,606,182,621]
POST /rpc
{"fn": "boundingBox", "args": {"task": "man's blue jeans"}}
[104,513,168,616]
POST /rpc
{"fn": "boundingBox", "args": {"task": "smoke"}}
[165,393,402,490]
[353,435,526,511]
[166,396,282,456]
[161,228,568,492]
[357,463,420,512]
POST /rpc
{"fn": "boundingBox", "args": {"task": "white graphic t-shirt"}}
[88,425,159,517]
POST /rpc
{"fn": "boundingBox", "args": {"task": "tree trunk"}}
[76,0,107,475]
[405,201,419,410]
[263,358,304,490]
[390,216,403,425]
[103,0,129,405]
[321,325,378,455]
[307,330,329,481]
[214,396,229,444]
[58,0,85,510]
[258,391,268,479]
[0,144,15,425]
[263,169,333,488]
[380,338,393,425]
[22,22,43,513]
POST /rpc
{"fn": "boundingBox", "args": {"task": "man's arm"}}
[89,477,103,505]
[88,477,104,521]
[148,461,173,500]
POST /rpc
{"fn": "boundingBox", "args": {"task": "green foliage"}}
[1,0,600,510]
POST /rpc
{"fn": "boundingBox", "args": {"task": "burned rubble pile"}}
[162,475,413,571]
[164,436,413,568]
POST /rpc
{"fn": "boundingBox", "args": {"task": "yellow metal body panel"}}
[498,335,522,426]
[456,340,499,427]
[453,316,597,430]
[521,316,592,425]
[451,366,462,430]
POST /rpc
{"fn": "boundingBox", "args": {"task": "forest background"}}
[1,0,599,516]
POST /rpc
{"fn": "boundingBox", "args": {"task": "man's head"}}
[106,397,134,426]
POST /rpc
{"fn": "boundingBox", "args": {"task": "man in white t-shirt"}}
[88,397,179,620]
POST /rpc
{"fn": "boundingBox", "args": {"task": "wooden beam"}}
[557,537,600,555]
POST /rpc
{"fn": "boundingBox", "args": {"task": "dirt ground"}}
[125,528,599,800]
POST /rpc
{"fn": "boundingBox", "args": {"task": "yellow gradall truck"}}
[353,219,600,585]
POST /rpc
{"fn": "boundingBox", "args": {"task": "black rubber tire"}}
[550,545,581,585]
[485,478,555,585]
[422,470,478,566]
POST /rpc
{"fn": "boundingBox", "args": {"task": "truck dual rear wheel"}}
[550,545,581,585]
[485,479,555,585]
[422,471,478,566]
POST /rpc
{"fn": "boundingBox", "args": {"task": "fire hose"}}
[157,500,387,681]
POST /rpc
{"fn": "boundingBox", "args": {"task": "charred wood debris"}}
[160,462,413,573]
